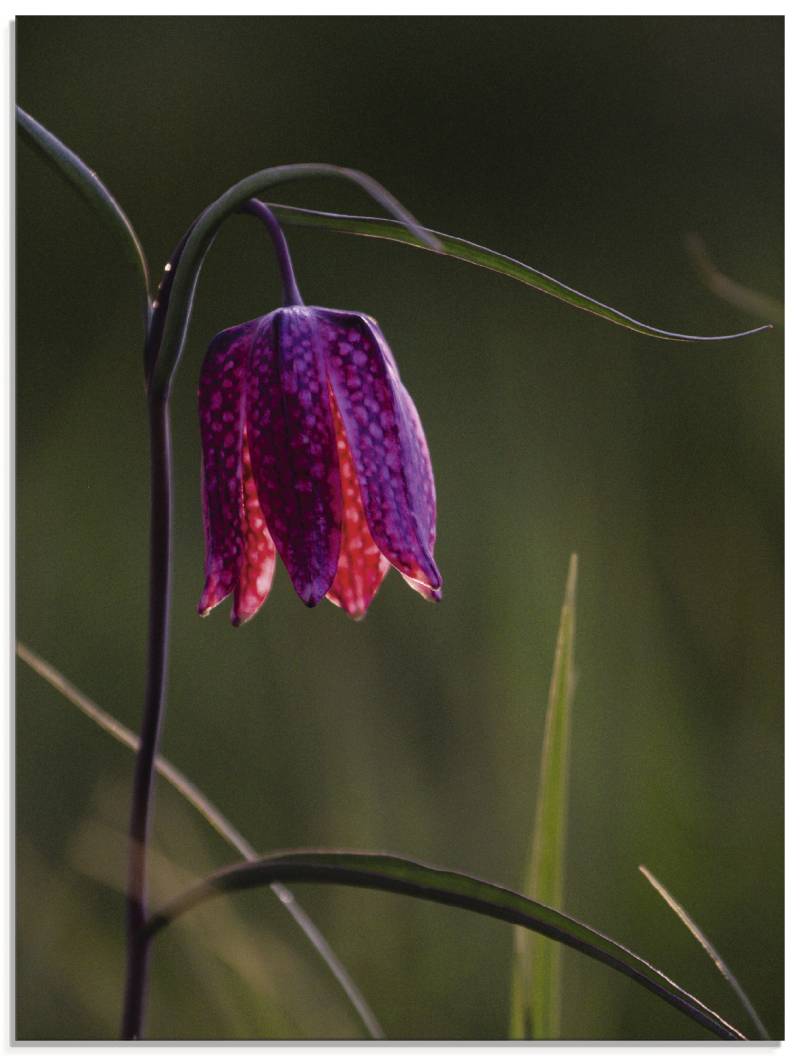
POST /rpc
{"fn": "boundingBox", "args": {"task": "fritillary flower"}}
[198,305,441,623]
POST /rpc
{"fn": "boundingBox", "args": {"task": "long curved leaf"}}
[267,203,774,344]
[146,850,745,1040]
[16,107,151,330]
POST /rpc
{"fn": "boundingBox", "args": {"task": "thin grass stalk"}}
[639,865,769,1039]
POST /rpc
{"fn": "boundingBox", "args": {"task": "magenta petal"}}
[197,321,254,615]
[245,309,342,606]
[322,311,441,593]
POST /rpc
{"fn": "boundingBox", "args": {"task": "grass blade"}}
[144,849,745,1041]
[15,641,384,1040]
[639,864,769,1039]
[510,553,578,1038]
[16,106,151,330]
[267,203,774,343]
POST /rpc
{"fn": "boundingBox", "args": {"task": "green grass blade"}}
[16,107,151,330]
[510,553,578,1038]
[144,849,744,1040]
[15,641,384,1040]
[267,203,774,343]
[639,864,769,1039]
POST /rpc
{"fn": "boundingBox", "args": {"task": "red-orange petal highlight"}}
[231,431,277,626]
[326,396,390,619]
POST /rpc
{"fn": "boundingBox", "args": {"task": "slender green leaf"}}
[267,202,774,344]
[639,864,769,1039]
[149,167,439,396]
[511,553,578,1039]
[145,849,745,1040]
[15,641,384,1040]
[16,107,151,331]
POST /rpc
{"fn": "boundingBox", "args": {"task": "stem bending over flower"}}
[126,182,439,1037]
[149,166,441,397]
[241,199,304,307]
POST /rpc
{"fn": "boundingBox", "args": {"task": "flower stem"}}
[121,391,172,1039]
[144,227,192,386]
[241,199,304,307]
[122,202,300,1040]
[121,198,314,1039]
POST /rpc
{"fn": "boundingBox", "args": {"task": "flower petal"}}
[322,311,441,594]
[401,575,443,603]
[246,309,342,607]
[326,397,391,619]
[231,430,277,626]
[396,386,442,601]
[197,322,253,616]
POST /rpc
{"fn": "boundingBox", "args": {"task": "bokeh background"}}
[15,15,783,1041]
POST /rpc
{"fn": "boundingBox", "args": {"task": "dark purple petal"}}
[395,379,437,551]
[197,321,254,616]
[245,308,342,606]
[321,310,441,594]
[394,381,442,601]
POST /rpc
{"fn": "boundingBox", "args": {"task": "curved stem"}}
[121,391,172,1039]
[149,163,440,397]
[124,192,385,1039]
[144,200,302,384]
[241,200,304,307]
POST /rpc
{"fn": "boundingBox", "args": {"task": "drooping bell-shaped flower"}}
[198,303,441,623]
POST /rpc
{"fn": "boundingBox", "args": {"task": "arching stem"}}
[241,199,304,307]
[122,200,316,1039]
[122,182,425,1036]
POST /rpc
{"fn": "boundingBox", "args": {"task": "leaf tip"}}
[566,552,578,601]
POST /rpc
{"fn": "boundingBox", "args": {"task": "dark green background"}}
[16,15,783,1041]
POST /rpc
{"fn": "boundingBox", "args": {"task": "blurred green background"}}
[15,15,783,1041]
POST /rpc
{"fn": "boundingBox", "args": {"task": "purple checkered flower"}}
[198,306,441,624]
